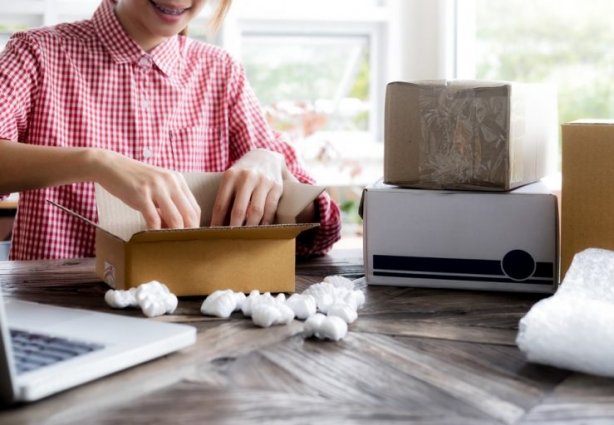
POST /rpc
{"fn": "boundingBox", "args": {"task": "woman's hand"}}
[210,149,286,226]
[0,142,200,230]
[92,149,201,229]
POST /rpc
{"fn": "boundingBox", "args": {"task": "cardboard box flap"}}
[129,223,319,243]
[392,79,510,91]
[48,201,123,242]
[272,180,325,224]
[95,172,324,241]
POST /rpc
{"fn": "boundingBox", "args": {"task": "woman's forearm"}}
[0,140,201,229]
[0,139,99,193]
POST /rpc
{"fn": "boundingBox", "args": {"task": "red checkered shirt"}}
[0,0,341,260]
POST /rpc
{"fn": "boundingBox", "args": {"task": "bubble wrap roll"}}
[516,248,614,377]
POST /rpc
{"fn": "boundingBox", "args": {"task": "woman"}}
[0,0,341,260]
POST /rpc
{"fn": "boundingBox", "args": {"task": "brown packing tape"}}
[416,83,510,188]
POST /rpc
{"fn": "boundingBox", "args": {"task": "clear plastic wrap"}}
[417,84,509,188]
[516,248,614,377]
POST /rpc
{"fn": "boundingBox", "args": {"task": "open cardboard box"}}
[52,173,322,296]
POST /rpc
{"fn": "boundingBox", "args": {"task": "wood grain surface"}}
[0,249,612,425]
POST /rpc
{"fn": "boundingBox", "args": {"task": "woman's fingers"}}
[141,198,162,230]
[230,175,257,226]
[212,167,284,227]
[244,182,267,226]
[210,173,236,226]
[173,173,201,228]
[211,149,286,226]
[261,184,283,225]
[155,193,184,229]
[100,149,288,229]
[97,152,201,230]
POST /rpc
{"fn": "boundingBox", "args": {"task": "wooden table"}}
[0,249,612,424]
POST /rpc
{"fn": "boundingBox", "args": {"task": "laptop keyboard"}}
[10,329,105,375]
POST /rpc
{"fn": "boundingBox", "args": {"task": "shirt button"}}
[142,99,150,109]
[143,147,153,159]
[138,56,152,68]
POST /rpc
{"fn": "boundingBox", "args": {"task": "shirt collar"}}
[92,0,181,77]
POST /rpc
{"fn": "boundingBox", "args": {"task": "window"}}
[243,33,371,139]
[0,1,101,50]
[221,0,395,241]
[457,0,614,125]
[220,0,392,187]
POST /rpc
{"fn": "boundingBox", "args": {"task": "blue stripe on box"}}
[373,254,553,284]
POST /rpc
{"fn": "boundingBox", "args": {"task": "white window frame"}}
[227,21,387,142]
[454,0,477,79]
[386,0,460,81]
[221,1,394,144]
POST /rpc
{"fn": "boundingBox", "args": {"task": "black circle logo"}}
[501,250,536,281]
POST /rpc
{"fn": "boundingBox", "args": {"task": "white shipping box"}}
[361,180,558,293]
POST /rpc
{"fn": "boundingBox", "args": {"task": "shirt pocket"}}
[169,126,228,172]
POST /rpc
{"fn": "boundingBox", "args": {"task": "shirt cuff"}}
[296,191,342,256]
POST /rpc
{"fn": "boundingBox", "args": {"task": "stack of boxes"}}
[361,80,560,293]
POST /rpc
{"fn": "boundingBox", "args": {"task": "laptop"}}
[0,292,196,405]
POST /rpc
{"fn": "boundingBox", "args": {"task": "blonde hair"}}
[180,0,232,36]
[211,0,232,30]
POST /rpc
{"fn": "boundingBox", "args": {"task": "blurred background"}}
[1,0,613,253]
